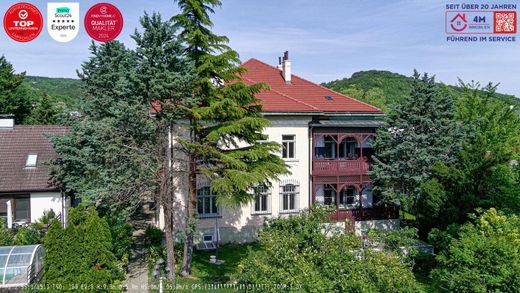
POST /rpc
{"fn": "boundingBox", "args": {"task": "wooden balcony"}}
[312,159,370,176]
[329,206,399,222]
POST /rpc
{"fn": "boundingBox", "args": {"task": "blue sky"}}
[0,0,519,96]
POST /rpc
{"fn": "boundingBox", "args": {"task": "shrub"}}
[42,206,121,291]
[237,206,420,292]
[15,225,40,245]
[432,208,520,292]
[0,219,14,246]
[145,225,163,246]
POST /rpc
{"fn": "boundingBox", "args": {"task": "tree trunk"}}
[160,123,176,280]
[181,154,197,277]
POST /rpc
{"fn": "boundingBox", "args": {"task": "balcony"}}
[312,159,370,176]
[329,206,399,222]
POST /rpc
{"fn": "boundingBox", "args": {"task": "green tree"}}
[25,93,63,125]
[237,207,420,292]
[432,208,520,292]
[0,56,32,123]
[43,207,120,291]
[371,71,461,212]
[132,12,194,280]
[416,82,520,236]
[342,86,389,112]
[171,0,290,276]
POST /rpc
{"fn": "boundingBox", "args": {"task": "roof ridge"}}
[241,74,319,111]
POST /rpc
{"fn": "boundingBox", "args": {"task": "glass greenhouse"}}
[0,245,44,288]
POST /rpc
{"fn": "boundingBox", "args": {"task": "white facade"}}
[29,192,63,223]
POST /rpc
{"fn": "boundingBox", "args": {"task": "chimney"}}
[0,115,14,130]
[281,51,291,84]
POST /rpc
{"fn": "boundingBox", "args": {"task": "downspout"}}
[308,124,313,209]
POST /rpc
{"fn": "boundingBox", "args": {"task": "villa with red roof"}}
[170,52,399,244]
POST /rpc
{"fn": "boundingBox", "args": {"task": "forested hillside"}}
[322,70,519,112]
[24,76,83,109]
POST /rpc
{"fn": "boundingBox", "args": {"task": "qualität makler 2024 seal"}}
[84,3,123,42]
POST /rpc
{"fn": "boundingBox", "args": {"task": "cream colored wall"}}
[168,116,313,243]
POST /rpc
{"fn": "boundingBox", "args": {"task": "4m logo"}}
[47,3,79,42]
[3,2,43,42]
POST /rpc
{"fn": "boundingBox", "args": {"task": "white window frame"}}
[252,185,271,215]
[196,187,219,218]
[339,186,359,209]
[25,154,38,168]
[282,135,296,159]
[280,182,299,213]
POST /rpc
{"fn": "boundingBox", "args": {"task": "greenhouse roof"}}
[0,245,44,287]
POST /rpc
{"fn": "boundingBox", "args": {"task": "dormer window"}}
[26,154,38,168]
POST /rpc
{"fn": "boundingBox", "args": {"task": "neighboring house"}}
[0,116,69,227]
[168,53,399,244]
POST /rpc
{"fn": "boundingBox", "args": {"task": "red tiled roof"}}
[0,126,68,193]
[239,58,381,113]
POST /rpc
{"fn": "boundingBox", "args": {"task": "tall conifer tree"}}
[371,71,461,212]
[171,0,290,276]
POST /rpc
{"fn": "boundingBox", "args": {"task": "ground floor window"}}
[339,187,358,209]
[280,183,299,213]
[196,187,218,218]
[0,196,30,224]
[253,185,270,214]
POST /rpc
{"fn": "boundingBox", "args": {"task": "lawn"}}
[150,244,259,292]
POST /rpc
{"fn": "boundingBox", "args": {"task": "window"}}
[280,183,299,212]
[196,187,218,218]
[282,135,295,159]
[25,154,37,167]
[203,234,213,243]
[0,197,31,223]
[323,186,336,206]
[324,136,336,159]
[339,138,359,160]
[14,198,30,222]
[339,187,358,209]
[253,185,270,214]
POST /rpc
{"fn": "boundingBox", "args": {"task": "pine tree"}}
[371,71,461,212]
[132,12,195,280]
[0,56,32,123]
[171,0,290,276]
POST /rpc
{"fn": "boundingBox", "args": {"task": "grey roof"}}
[0,125,68,193]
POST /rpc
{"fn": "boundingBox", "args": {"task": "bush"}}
[15,225,40,245]
[42,206,121,291]
[237,206,420,292]
[0,219,14,246]
[144,225,163,246]
[432,208,520,292]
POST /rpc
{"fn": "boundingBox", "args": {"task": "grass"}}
[150,244,259,292]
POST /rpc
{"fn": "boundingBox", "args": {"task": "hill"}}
[24,76,83,109]
[322,70,519,112]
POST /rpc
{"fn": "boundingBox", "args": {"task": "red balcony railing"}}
[329,206,399,222]
[313,159,370,176]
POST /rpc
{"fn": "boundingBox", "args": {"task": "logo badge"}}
[84,3,123,42]
[3,2,43,42]
[47,3,80,42]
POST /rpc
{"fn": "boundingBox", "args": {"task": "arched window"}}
[196,187,218,218]
[280,181,299,213]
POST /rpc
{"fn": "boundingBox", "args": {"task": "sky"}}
[0,0,519,96]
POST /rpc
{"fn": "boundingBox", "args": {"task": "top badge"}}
[4,2,43,42]
[84,3,124,42]
[47,3,80,42]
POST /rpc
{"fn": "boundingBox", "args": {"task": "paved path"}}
[124,229,149,292]
[124,199,156,292]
